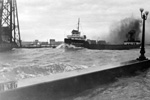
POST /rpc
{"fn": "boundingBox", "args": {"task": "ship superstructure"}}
[64,18,86,47]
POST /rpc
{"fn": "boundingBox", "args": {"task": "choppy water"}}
[1,45,150,100]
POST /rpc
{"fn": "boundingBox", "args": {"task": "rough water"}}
[0,45,150,100]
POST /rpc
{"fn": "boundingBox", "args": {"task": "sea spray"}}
[107,17,142,44]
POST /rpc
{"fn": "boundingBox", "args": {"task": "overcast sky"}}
[17,0,150,42]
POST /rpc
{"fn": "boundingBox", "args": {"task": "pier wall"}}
[0,60,150,100]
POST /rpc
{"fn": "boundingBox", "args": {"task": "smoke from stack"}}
[107,17,142,44]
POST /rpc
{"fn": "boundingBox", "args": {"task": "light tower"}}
[0,0,21,47]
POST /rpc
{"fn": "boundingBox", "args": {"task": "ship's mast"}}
[0,0,21,47]
[77,18,80,32]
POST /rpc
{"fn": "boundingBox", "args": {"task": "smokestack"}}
[108,17,142,44]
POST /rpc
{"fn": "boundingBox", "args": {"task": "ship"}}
[64,19,141,50]
[64,18,87,47]
[0,0,21,51]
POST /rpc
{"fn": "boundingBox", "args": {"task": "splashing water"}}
[108,17,141,44]
[56,43,84,50]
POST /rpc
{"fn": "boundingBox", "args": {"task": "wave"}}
[0,62,89,82]
[56,43,84,51]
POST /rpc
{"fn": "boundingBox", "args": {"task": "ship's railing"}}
[67,35,85,39]
[124,42,141,45]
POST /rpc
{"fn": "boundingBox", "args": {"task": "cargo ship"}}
[64,19,141,50]
[64,18,87,47]
[83,40,140,50]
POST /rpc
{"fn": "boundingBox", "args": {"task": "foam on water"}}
[56,43,66,49]
[0,47,142,82]
[56,43,84,50]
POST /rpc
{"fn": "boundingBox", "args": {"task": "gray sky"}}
[17,0,150,41]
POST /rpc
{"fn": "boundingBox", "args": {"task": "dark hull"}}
[84,44,141,50]
[64,38,86,47]
[0,43,17,51]
[64,39,141,50]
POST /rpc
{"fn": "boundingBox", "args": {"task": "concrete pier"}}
[0,59,150,100]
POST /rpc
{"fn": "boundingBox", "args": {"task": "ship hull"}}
[0,43,17,51]
[64,38,86,47]
[84,43,141,50]
[64,39,141,50]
